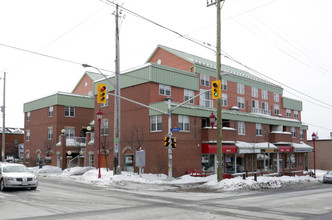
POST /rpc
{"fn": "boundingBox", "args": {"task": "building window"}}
[26,130,30,141]
[48,127,53,140]
[274,104,280,115]
[101,119,108,136]
[300,130,304,139]
[222,93,227,106]
[262,90,268,100]
[26,112,31,121]
[178,115,190,132]
[48,106,53,117]
[291,127,296,138]
[238,122,246,135]
[200,74,210,87]
[159,84,171,96]
[65,127,75,139]
[251,100,259,113]
[261,102,268,114]
[184,89,194,104]
[200,89,212,108]
[237,97,245,109]
[101,94,109,107]
[294,110,299,118]
[89,153,94,167]
[65,106,75,117]
[237,84,245,95]
[274,93,280,102]
[150,115,162,132]
[256,123,262,136]
[286,109,292,117]
[222,80,227,91]
[251,87,258,97]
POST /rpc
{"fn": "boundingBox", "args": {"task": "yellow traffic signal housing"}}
[164,136,169,147]
[211,80,221,99]
[171,138,177,148]
[97,83,107,104]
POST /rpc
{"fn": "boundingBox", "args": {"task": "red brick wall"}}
[72,74,94,95]
[0,133,24,159]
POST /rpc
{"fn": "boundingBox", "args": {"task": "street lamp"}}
[209,112,216,129]
[311,132,317,179]
[96,109,103,179]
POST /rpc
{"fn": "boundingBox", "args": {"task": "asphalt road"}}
[0,177,332,220]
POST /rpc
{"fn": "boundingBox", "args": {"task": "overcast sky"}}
[0,0,331,139]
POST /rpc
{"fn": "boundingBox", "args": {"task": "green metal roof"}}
[149,101,307,129]
[283,97,303,111]
[94,63,199,94]
[24,92,94,112]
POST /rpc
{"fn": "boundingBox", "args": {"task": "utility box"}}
[135,150,146,167]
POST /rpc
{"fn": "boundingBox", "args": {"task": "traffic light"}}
[97,83,107,104]
[164,136,169,147]
[211,80,221,99]
[171,138,177,148]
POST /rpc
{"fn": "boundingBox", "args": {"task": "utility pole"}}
[166,97,172,181]
[1,71,5,162]
[207,0,223,181]
[114,2,121,175]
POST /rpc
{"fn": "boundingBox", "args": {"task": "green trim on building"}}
[24,92,94,112]
[149,101,306,129]
[282,97,303,111]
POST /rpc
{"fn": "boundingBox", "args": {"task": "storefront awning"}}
[201,144,237,154]
[292,142,313,152]
[277,145,293,153]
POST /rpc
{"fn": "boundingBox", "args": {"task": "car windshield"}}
[3,165,29,173]
[327,171,332,175]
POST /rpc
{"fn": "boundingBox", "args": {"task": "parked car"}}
[0,163,38,191]
[323,171,332,183]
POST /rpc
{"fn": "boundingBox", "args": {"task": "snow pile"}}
[35,166,325,191]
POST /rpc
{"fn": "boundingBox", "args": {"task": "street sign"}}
[170,127,181,132]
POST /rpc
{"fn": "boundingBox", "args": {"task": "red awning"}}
[277,146,293,153]
[202,144,237,154]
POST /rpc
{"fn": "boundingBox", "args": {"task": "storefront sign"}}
[277,146,293,153]
[201,144,237,154]
[238,149,260,154]
[265,149,275,153]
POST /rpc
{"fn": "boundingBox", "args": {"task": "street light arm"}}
[82,64,115,87]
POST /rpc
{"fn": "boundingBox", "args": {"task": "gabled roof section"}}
[24,92,94,112]
[72,71,104,93]
[148,45,282,90]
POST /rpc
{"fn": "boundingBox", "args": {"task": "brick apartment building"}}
[23,45,312,177]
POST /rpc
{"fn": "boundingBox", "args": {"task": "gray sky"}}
[0,0,331,139]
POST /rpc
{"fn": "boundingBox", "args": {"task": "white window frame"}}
[178,115,190,132]
[274,93,280,102]
[237,84,245,95]
[291,127,296,138]
[238,121,246,135]
[65,127,75,139]
[222,93,227,106]
[200,74,210,87]
[89,153,94,167]
[262,90,268,100]
[159,84,171,96]
[48,106,53,117]
[251,99,259,113]
[274,104,280,115]
[101,119,108,136]
[26,112,30,121]
[286,109,292,117]
[101,94,109,107]
[237,97,245,109]
[300,130,304,139]
[251,87,258,98]
[262,102,268,112]
[199,89,212,108]
[150,115,162,132]
[48,127,53,140]
[26,130,30,142]
[222,80,227,91]
[184,89,194,104]
[65,106,75,117]
[294,110,299,118]
[256,123,262,136]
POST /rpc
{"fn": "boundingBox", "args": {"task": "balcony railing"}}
[58,136,87,147]
[251,108,271,116]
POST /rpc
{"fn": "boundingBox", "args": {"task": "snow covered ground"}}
[31,166,326,191]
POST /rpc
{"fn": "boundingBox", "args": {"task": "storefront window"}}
[202,154,215,172]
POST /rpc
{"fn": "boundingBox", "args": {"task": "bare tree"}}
[125,124,145,151]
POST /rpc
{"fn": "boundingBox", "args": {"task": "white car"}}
[0,163,38,191]
[323,171,332,183]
